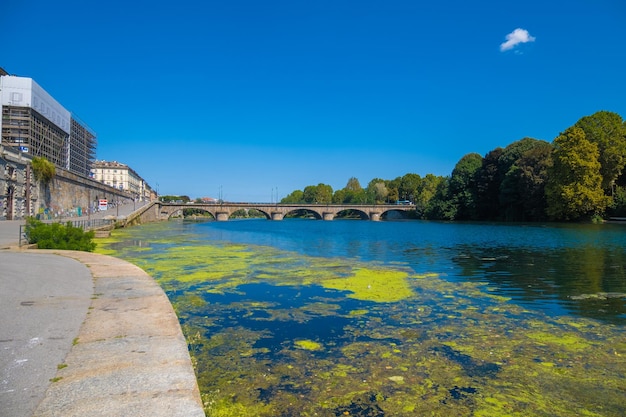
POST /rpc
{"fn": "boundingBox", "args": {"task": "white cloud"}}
[500,28,536,52]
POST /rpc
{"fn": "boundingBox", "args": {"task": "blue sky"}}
[3,0,625,201]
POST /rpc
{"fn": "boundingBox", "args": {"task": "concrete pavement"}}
[0,252,93,417]
[0,220,205,416]
[0,220,24,249]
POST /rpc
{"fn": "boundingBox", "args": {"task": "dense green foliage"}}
[160,195,191,203]
[545,127,609,221]
[608,186,626,216]
[448,153,482,220]
[25,218,96,251]
[31,156,56,183]
[574,111,626,191]
[281,110,626,222]
[303,183,333,204]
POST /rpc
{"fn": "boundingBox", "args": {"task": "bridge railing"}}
[161,202,414,207]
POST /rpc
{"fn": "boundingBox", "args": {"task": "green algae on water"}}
[322,267,413,302]
[294,339,323,351]
[97,221,626,417]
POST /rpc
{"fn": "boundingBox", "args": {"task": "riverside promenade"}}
[0,218,205,416]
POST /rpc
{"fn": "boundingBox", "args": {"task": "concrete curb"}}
[32,251,205,417]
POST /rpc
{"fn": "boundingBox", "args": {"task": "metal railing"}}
[65,218,114,230]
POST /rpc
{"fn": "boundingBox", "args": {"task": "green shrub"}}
[31,157,56,183]
[25,218,96,252]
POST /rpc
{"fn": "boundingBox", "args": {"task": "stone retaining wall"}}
[1,147,133,220]
[49,169,131,219]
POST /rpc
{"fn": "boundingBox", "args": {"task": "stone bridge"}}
[130,201,415,223]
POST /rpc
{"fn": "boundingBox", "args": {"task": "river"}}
[97,219,626,416]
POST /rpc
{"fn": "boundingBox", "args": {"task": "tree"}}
[499,137,545,174]
[502,141,553,221]
[498,139,552,221]
[281,190,304,203]
[345,189,367,204]
[398,173,421,203]
[370,182,389,204]
[303,184,333,204]
[416,174,445,214]
[546,127,609,220]
[574,111,626,191]
[386,177,402,204]
[366,178,389,204]
[332,189,346,204]
[449,153,483,220]
[302,185,317,203]
[345,177,362,192]
[160,195,190,203]
[316,183,333,203]
[607,186,626,217]
[423,177,456,220]
[474,148,504,220]
[337,177,365,204]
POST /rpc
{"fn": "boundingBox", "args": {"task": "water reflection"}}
[448,243,626,323]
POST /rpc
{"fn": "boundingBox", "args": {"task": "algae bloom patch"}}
[322,267,413,302]
[294,339,323,351]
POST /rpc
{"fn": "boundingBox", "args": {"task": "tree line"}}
[281,110,626,222]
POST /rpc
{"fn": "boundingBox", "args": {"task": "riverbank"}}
[0,244,205,416]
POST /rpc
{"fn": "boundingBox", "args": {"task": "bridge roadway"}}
[143,202,415,222]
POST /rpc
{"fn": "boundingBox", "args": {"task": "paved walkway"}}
[0,220,205,416]
[0,252,93,417]
[0,220,24,249]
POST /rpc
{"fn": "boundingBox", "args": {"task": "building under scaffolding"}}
[0,74,97,177]
[69,115,97,176]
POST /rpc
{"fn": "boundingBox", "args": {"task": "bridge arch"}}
[160,206,218,220]
[334,209,369,220]
[284,208,323,220]
[379,208,412,220]
[231,208,272,220]
[254,208,272,220]
[181,207,218,220]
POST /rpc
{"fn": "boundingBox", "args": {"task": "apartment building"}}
[0,73,96,176]
[91,160,152,201]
